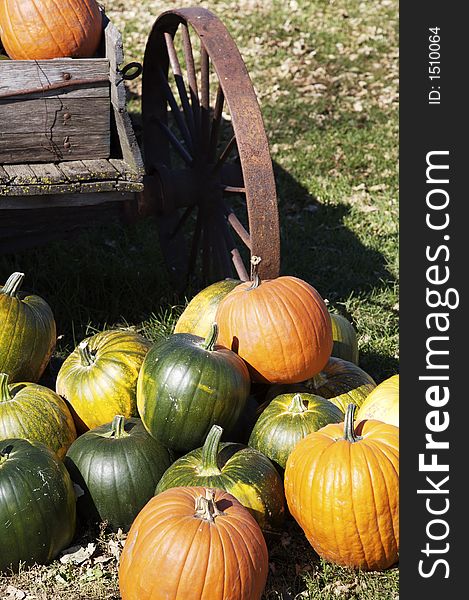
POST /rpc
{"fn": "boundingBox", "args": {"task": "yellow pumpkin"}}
[56,330,152,432]
[330,313,359,364]
[174,279,240,338]
[356,374,399,427]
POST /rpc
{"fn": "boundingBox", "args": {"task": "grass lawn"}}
[0,0,398,598]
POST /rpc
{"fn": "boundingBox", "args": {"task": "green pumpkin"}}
[174,279,241,338]
[156,424,285,532]
[65,415,174,532]
[267,357,376,413]
[330,313,359,364]
[0,272,56,383]
[309,357,376,412]
[0,372,76,460]
[137,323,250,452]
[248,393,343,469]
[0,438,76,573]
[56,329,152,432]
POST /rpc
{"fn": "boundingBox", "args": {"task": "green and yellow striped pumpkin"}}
[0,272,56,383]
[155,424,285,533]
[0,372,76,460]
[56,329,152,432]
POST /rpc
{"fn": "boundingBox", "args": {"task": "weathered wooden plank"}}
[0,160,142,193]
[2,164,37,184]
[116,181,145,193]
[0,132,110,164]
[0,97,110,134]
[0,190,132,208]
[113,108,145,175]
[0,59,109,99]
[0,183,80,197]
[79,181,116,194]
[56,160,119,185]
[56,161,94,182]
[108,158,127,179]
[80,159,119,181]
[104,18,145,177]
[0,180,142,197]
[29,163,66,184]
[104,17,125,109]
[0,96,110,164]
[0,165,9,184]
[108,159,141,182]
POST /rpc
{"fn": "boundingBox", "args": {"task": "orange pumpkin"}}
[0,0,103,60]
[119,487,268,600]
[284,404,399,571]
[216,257,332,383]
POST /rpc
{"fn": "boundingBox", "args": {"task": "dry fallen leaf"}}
[107,539,122,560]
[94,555,114,565]
[3,587,36,600]
[60,543,96,565]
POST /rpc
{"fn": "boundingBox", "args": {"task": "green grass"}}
[0,0,398,597]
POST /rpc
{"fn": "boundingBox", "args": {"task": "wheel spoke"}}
[164,32,197,145]
[231,248,250,281]
[200,46,210,156]
[157,119,193,166]
[157,67,193,154]
[169,204,196,240]
[224,206,252,250]
[216,207,250,280]
[208,84,224,163]
[212,135,237,174]
[221,185,246,194]
[181,23,200,122]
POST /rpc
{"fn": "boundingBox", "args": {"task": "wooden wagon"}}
[0,7,280,289]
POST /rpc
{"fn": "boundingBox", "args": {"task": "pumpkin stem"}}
[201,322,219,351]
[110,415,127,438]
[200,425,223,475]
[309,371,327,391]
[247,255,262,290]
[288,393,307,413]
[194,488,224,522]
[343,403,362,443]
[1,272,25,297]
[0,373,13,403]
[78,340,95,367]
[0,444,13,465]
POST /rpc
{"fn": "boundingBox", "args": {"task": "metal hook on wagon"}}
[117,62,143,85]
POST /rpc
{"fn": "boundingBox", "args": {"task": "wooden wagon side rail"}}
[0,14,144,181]
[0,159,142,202]
[104,16,145,178]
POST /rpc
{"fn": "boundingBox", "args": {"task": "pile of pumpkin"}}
[0,264,399,599]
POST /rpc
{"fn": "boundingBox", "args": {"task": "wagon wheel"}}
[141,7,280,289]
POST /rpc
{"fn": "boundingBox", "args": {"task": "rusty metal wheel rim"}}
[142,7,280,288]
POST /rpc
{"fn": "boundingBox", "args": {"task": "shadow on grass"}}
[0,217,179,353]
[274,163,395,297]
[0,160,396,372]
